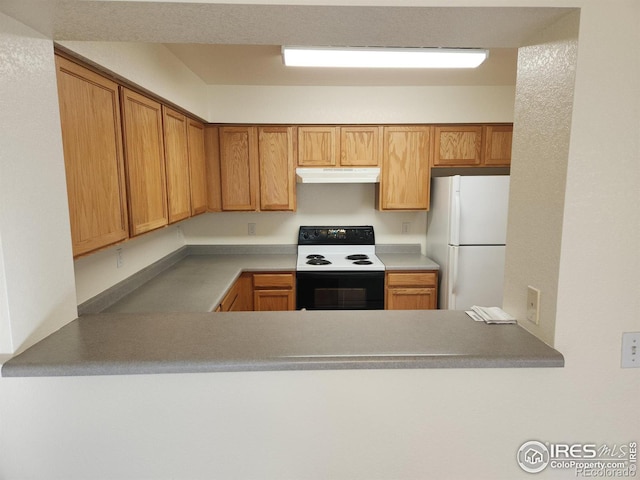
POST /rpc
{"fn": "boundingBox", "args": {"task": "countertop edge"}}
[1,311,564,378]
[2,355,564,378]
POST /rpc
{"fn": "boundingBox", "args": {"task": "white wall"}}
[0,13,77,355]
[502,12,579,345]
[58,41,209,120]
[1,1,639,479]
[183,184,428,250]
[208,84,515,124]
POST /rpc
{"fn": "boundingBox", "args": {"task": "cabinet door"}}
[380,126,431,210]
[483,124,513,166]
[254,289,295,311]
[162,107,191,224]
[386,287,437,310]
[297,126,338,166]
[219,126,258,211]
[340,126,381,166]
[55,55,129,257]
[433,125,482,166]
[120,88,168,236]
[187,118,208,215]
[258,126,296,211]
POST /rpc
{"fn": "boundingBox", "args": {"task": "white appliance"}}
[426,175,510,310]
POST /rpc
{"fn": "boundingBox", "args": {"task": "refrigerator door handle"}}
[448,246,459,307]
[451,188,461,246]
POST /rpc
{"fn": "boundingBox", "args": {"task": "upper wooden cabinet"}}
[433,125,483,167]
[483,124,513,166]
[120,88,169,236]
[340,126,381,166]
[187,118,208,215]
[379,126,432,211]
[297,126,338,166]
[432,124,513,167]
[215,126,296,212]
[55,55,129,257]
[298,125,380,167]
[162,106,191,224]
[219,126,259,211]
[258,126,296,211]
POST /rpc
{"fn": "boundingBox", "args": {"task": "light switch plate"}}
[621,332,640,368]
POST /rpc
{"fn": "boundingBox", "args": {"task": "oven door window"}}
[296,271,384,310]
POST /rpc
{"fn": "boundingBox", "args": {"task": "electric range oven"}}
[296,226,385,310]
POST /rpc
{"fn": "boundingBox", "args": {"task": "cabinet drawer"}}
[253,272,295,289]
[386,271,437,287]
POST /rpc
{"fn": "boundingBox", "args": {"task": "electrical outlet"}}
[621,332,640,368]
[402,222,410,234]
[116,248,124,269]
[526,286,540,324]
[248,223,256,236]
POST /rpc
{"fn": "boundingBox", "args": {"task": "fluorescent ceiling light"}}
[282,46,489,69]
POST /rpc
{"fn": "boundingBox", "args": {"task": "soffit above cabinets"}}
[0,2,576,86]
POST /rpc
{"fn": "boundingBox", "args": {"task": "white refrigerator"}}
[426,175,510,310]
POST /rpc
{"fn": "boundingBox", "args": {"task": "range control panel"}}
[298,226,375,245]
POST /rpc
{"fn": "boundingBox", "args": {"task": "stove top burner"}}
[306,258,332,266]
[306,254,326,260]
[346,254,369,260]
[353,260,373,265]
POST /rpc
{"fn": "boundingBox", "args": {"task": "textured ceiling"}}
[0,1,576,86]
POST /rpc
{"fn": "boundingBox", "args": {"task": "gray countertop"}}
[102,249,439,314]
[1,310,563,377]
[2,247,563,377]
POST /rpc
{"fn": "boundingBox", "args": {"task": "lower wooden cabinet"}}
[217,273,253,312]
[385,271,438,310]
[217,272,295,312]
[253,273,295,311]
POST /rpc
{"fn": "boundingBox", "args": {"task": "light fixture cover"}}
[282,46,489,69]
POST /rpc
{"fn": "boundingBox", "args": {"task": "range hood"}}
[296,167,380,184]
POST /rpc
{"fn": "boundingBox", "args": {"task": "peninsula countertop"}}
[1,310,564,377]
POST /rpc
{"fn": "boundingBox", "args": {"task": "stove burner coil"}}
[306,254,326,260]
[306,258,332,265]
[353,260,373,265]
[346,254,369,260]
